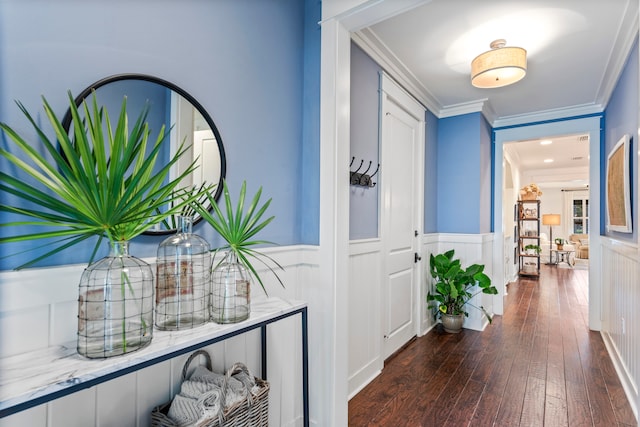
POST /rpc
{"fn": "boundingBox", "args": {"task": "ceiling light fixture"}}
[540,140,552,145]
[471,39,527,88]
[544,159,554,163]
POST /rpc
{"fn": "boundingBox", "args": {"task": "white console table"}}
[0,297,309,426]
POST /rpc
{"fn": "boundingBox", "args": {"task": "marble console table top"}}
[0,297,307,416]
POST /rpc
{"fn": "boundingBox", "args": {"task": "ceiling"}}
[503,133,590,188]
[355,0,637,185]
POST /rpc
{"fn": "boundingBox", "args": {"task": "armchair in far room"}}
[569,234,589,259]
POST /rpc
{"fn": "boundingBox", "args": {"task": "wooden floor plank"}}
[348,264,636,426]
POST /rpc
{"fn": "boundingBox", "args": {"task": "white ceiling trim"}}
[595,2,639,108]
[492,103,604,129]
[352,28,440,113]
[323,0,432,32]
[438,99,486,118]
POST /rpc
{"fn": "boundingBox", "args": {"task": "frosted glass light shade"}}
[471,43,527,88]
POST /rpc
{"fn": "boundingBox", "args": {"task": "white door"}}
[381,75,424,359]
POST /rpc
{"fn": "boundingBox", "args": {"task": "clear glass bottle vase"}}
[155,216,211,330]
[211,252,251,324]
[77,241,154,358]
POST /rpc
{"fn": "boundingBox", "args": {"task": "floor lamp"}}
[542,214,561,264]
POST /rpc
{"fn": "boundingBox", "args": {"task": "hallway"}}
[348,264,636,426]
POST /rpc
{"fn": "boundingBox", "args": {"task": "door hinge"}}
[414,253,422,263]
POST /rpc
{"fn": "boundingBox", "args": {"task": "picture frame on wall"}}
[606,134,632,233]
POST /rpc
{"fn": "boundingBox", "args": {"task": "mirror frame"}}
[61,73,226,235]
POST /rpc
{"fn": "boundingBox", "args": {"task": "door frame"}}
[493,116,602,329]
[379,73,425,359]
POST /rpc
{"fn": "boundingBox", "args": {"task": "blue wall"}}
[349,43,381,240]
[437,112,490,233]
[300,0,322,244]
[479,114,492,233]
[603,37,638,242]
[0,0,320,269]
[424,110,438,233]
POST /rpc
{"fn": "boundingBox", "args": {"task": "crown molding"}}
[352,28,440,113]
[492,103,604,129]
[595,0,639,108]
[437,99,486,118]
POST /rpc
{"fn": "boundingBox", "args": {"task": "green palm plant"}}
[196,179,284,295]
[0,91,209,268]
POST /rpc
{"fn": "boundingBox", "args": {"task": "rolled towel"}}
[167,394,202,427]
[232,369,258,394]
[189,365,247,408]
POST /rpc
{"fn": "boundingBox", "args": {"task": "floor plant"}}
[427,249,498,333]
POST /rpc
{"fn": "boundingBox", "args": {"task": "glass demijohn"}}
[211,252,251,324]
[77,241,154,358]
[155,216,211,330]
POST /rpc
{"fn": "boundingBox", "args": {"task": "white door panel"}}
[387,270,413,335]
[381,75,424,359]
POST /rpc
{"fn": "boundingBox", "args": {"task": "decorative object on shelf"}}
[196,180,285,324]
[211,252,251,323]
[523,262,537,274]
[78,241,153,358]
[524,244,541,255]
[519,183,542,200]
[0,92,212,357]
[554,238,565,250]
[150,350,269,427]
[427,249,498,333]
[523,207,537,218]
[349,156,379,187]
[156,214,211,330]
[542,214,561,263]
[471,39,527,88]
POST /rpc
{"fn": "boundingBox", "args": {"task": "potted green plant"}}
[0,92,210,357]
[195,179,285,323]
[524,244,542,255]
[427,249,498,333]
[554,238,565,250]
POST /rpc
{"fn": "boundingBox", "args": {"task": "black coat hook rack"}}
[350,156,379,187]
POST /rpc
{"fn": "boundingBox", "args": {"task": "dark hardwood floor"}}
[348,264,637,426]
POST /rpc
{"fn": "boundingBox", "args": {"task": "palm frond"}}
[194,179,284,295]
[0,90,209,268]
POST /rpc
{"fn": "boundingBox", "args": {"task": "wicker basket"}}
[151,350,269,427]
[521,191,538,200]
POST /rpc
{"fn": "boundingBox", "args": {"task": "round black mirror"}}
[61,74,226,235]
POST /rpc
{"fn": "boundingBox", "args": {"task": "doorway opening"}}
[493,116,602,330]
[503,133,590,283]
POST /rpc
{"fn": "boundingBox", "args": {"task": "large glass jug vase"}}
[211,252,251,324]
[156,216,211,330]
[77,241,154,358]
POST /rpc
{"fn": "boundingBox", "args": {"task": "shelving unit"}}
[517,199,541,277]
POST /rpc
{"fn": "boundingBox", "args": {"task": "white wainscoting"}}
[600,237,639,421]
[347,239,383,399]
[0,245,318,427]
